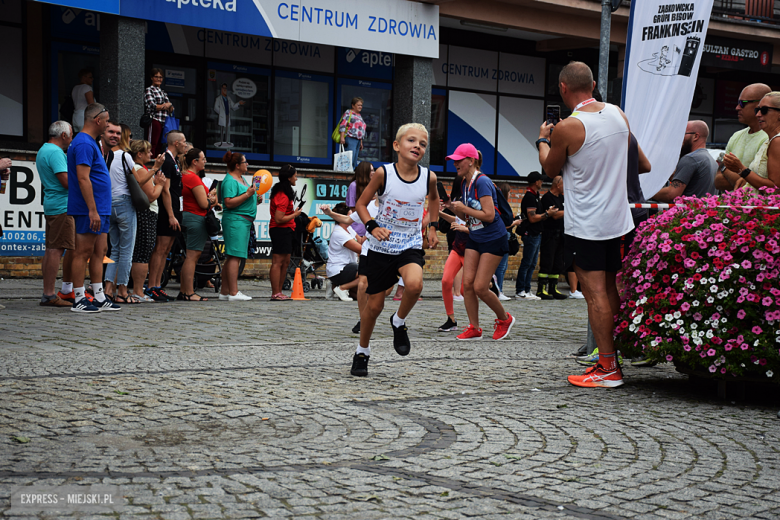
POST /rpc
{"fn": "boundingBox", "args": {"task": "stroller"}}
[282,212,328,292]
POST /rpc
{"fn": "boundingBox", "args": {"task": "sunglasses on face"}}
[738,99,761,109]
[755,105,780,115]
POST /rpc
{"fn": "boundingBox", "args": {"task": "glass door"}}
[336,79,393,165]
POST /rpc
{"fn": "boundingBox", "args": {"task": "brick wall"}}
[1,151,539,282]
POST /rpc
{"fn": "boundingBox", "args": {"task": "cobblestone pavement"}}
[1,279,779,519]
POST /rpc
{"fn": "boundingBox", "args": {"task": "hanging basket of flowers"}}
[615,188,780,381]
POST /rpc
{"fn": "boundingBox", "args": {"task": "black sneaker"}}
[352,321,361,334]
[157,288,175,302]
[96,298,121,311]
[391,314,410,356]
[573,344,588,356]
[350,353,369,377]
[146,287,168,302]
[438,317,458,332]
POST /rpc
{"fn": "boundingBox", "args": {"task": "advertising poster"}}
[205,62,271,161]
[621,0,715,198]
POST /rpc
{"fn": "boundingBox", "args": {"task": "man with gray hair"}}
[652,120,717,202]
[38,121,75,307]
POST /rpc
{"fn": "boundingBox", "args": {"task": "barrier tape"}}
[630,203,780,210]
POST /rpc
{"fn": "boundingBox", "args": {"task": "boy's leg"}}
[396,263,423,320]
[359,292,385,349]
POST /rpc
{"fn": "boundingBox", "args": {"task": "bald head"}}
[559,62,595,95]
[743,83,772,100]
[688,120,709,140]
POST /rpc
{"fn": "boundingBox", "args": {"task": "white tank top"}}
[563,103,634,240]
[370,163,429,255]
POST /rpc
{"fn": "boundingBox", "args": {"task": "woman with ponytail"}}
[268,164,301,300]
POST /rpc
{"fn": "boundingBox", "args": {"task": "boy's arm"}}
[426,172,440,249]
[357,166,390,241]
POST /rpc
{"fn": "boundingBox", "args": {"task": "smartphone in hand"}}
[546,105,561,126]
[436,181,449,203]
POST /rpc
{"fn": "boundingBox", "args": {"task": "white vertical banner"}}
[621,0,714,199]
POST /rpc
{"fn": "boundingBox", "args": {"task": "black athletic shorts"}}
[357,254,370,277]
[365,248,425,295]
[156,209,183,238]
[564,234,622,272]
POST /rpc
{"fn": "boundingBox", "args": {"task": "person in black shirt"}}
[515,171,558,299]
[146,130,188,302]
[538,175,568,299]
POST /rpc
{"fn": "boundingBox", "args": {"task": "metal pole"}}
[598,0,611,102]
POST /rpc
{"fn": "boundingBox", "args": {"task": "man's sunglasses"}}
[755,105,780,115]
[738,99,761,108]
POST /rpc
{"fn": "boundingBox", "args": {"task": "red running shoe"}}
[492,313,515,340]
[568,363,624,388]
[456,324,483,341]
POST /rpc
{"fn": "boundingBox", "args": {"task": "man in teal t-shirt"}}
[37,121,76,307]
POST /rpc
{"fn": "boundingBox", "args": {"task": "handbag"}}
[205,210,222,237]
[331,111,353,143]
[161,115,180,144]
[508,232,520,256]
[140,113,152,130]
[333,144,353,172]
[120,154,151,211]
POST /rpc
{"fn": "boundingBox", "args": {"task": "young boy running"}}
[351,123,439,377]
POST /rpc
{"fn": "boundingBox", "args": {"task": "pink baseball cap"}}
[446,143,479,161]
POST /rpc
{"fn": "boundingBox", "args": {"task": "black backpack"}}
[470,173,515,228]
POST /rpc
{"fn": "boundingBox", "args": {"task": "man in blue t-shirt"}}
[65,102,120,313]
[37,121,76,308]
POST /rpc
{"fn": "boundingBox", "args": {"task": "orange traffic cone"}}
[88,256,115,263]
[291,268,309,301]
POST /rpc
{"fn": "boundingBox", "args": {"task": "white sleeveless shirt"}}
[369,163,429,255]
[563,103,634,240]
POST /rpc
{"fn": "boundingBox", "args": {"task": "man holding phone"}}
[536,62,633,388]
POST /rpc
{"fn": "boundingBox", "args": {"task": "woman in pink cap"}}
[444,143,515,341]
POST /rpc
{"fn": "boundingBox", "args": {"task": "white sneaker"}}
[453,294,464,302]
[333,286,353,301]
[569,290,585,299]
[325,280,334,300]
[228,291,252,301]
[498,293,511,301]
[219,293,229,301]
[525,293,542,300]
[515,291,527,299]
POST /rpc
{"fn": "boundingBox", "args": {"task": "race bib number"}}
[379,198,423,228]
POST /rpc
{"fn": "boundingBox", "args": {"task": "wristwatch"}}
[535,138,550,150]
[740,168,751,179]
[429,221,439,230]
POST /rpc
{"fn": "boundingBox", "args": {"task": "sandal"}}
[270,293,291,301]
[114,294,138,304]
[176,292,209,302]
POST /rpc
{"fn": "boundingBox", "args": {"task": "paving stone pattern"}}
[1,279,779,519]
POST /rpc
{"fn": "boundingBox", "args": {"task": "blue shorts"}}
[73,214,110,235]
[465,235,509,256]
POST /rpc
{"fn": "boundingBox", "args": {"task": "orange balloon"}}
[252,170,273,195]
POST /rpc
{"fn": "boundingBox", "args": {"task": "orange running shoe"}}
[568,363,624,388]
[492,313,515,340]
[57,291,75,304]
[456,324,483,341]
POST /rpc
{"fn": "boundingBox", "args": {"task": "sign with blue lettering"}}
[337,47,393,81]
[36,0,119,15]
[497,53,544,97]
[446,46,498,92]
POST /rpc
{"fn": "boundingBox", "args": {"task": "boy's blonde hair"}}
[395,123,429,142]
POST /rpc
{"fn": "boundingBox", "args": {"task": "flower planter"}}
[614,189,780,384]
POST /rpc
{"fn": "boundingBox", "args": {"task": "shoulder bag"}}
[120,153,151,211]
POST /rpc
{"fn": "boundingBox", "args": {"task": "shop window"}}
[446,91,497,175]
[274,71,332,165]
[51,43,100,132]
[337,79,392,164]
[205,63,270,160]
[429,88,447,170]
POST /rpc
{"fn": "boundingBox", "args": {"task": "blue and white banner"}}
[38,0,439,58]
[621,0,715,198]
